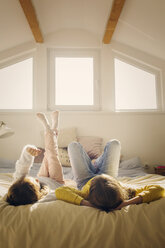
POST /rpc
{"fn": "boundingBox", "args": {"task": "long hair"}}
[6,176,49,206]
[88,174,136,212]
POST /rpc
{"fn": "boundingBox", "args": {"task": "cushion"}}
[58,127,77,148]
[58,148,71,167]
[77,136,103,159]
[119,157,143,169]
[34,147,71,167]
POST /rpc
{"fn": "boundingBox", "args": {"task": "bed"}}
[0,157,165,248]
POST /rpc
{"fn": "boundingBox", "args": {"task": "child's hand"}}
[26,147,42,157]
[80,199,93,207]
[115,196,143,210]
[115,201,129,210]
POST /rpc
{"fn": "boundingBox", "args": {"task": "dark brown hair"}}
[6,177,49,206]
[88,174,135,212]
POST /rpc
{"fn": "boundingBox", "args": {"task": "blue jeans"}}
[68,140,121,189]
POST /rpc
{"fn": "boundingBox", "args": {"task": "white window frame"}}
[48,49,100,111]
[0,52,35,112]
[112,50,163,113]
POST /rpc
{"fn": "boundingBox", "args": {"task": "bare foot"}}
[26,146,42,157]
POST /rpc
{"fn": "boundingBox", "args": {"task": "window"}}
[114,57,161,111]
[0,57,33,110]
[48,49,100,110]
[55,57,93,105]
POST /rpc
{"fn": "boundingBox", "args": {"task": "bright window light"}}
[55,57,93,105]
[0,58,33,109]
[114,58,157,110]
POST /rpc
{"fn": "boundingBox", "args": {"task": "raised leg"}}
[68,142,97,189]
[37,156,49,177]
[51,111,59,134]
[37,112,64,184]
[94,139,121,177]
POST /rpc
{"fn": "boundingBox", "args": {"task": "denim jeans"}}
[68,140,121,189]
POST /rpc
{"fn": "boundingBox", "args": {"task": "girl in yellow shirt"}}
[56,142,165,211]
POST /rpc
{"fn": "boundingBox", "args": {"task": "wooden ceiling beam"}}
[103,0,126,44]
[19,0,43,43]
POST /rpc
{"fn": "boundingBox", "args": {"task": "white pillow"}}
[34,147,71,167]
[119,157,143,169]
[58,127,77,148]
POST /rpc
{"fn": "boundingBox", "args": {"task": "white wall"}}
[0,30,165,165]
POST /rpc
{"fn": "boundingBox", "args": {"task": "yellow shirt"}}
[135,185,165,203]
[55,178,165,205]
[55,178,93,205]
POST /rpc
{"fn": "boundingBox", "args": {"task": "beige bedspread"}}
[0,173,165,248]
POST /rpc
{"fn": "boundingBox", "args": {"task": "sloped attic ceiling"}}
[0,0,113,51]
[0,0,165,60]
[113,0,165,60]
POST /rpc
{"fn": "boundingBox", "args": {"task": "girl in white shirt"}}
[6,111,65,206]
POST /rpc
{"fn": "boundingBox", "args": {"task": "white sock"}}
[51,111,59,131]
[37,112,50,130]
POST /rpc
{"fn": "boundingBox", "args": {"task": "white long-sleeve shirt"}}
[14,145,64,203]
